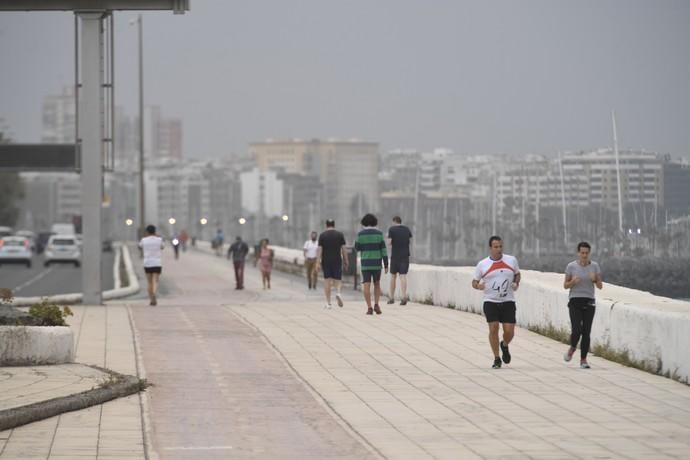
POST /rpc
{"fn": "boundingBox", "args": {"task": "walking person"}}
[472,236,520,369]
[355,213,388,315]
[214,228,225,256]
[317,219,348,309]
[386,216,412,305]
[256,238,274,289]
[227,236,249,290]
[303,231,319,290]
[138,225,164,306]
[563,242,603,369]
[171,234,180,260]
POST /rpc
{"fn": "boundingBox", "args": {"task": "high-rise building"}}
[663,161,690,218]
[144,106,183,163]
[561,148,664,209]
[41,86,76,143]
[250,138,379,239]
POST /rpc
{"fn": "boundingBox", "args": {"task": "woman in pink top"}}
[256,238,274,289]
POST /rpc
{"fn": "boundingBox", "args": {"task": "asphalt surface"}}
[0,251,115,297]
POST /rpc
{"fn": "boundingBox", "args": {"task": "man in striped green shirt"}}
[355,213,389,315]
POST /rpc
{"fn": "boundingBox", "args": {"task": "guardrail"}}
[10,243,140,306]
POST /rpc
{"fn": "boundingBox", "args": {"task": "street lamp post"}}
[281,214,289,247]
[130,15,145,241]
[125,218,134,242]
[168,217,176,238]
[199,217,208,241]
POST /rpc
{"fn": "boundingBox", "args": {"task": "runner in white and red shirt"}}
[472,236,521,369]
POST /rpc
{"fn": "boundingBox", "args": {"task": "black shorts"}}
[390,257,409,275]
[144,266,162,274]
[483,301,516,323]
[322,263,342,280]
[361,270,382,283]
[568,297,596,309]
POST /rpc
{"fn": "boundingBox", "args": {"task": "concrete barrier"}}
[10,243,140,306]
[377,263,690,382]
[261,247,690,382]
[0,326,73,365]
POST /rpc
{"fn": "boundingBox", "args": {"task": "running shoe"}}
[366,307,374,315]
[335,293,344,307]
[492,357,502,369]
[324,303,332,310]
[580,362,591,369]
[400,298,408,306]
[564,347,575,363]
[373,304,382,315]
[150,295,157,306]
[387,299,395,305]
[500,341,511,364]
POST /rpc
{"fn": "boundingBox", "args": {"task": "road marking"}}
[12,267,55,294]
[164,446,233,451]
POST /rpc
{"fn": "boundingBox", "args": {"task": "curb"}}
[10,244,140,306]
[0,367,146,432]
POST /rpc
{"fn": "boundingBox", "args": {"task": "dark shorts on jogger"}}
[483,301,516,323]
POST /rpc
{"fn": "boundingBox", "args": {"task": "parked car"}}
[14,230,37,252]
[0,236,32,268]
[36,231,55,254]
[0,226,13,238]
[44,235,81,267]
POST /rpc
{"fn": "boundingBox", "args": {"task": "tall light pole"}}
[131,14,145,240]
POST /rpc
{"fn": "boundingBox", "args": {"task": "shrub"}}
[28,301,74,326]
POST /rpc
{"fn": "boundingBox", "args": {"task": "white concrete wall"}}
[0,326,74,365]
[267,247,690,382]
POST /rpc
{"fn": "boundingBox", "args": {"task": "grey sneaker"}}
[580,362,591,369]
[335,293,344,307]
[400,298,408,306]
[564,347,575,363]
[387,299,395,305]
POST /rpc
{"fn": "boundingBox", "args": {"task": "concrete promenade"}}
[1,246,690,459]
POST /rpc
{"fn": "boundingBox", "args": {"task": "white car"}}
[44,235,81,267]
[0,236,32,268]
[14,230,37,252]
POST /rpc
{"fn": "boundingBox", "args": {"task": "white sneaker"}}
[335,293,344,307]
[324,303,332,309]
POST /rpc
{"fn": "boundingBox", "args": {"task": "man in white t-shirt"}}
[138,225,164,306]
[472,235,521,369]
[303,231,319,290]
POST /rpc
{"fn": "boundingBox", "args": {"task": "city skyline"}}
[1,1,689,159]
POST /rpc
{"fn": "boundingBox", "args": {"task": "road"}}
[0,250,115,297]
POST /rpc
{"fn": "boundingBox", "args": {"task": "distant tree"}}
[0,132,25,227]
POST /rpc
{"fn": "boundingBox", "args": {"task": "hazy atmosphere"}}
[2,4,690,456]
[2,0,689,158]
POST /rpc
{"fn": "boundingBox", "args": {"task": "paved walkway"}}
[2,245,690,459]
[130,250,374,459]
[0,365,109,413]
[0,304,146,459]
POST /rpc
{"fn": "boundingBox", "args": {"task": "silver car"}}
[44,235,81,267]
[0,236,33,268]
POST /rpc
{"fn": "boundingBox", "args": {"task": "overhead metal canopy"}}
[0,0,188,12]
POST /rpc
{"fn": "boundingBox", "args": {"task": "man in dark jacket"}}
[227,236,249,289]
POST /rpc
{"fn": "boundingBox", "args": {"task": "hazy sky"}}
[1,1,689,159]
